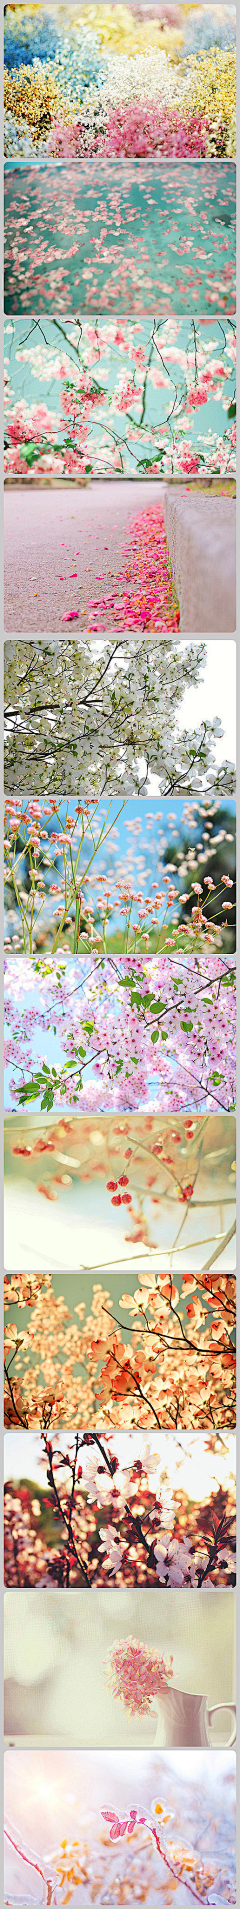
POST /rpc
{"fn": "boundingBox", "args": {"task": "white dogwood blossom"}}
[4,636,236,800]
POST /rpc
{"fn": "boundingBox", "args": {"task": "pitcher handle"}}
[207,1702,236,1747]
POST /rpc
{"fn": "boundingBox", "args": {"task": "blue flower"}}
[53,37,107,102]
[4,13,59,70]
[179,5,236,57]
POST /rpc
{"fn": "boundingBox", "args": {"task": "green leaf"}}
[180,1019,193,1032]
[21,443,41,467]
[227,402,236,418]
[151,1028,159,1044]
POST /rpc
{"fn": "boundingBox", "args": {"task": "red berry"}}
[12,1144,32,1156]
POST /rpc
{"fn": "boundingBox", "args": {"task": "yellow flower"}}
[4,66,64,140]
[184,48,236,156]
[74,5,183,55]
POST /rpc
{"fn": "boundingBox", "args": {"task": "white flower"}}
[98,1526,126,1574]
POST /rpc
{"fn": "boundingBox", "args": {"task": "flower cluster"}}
[4,315,236,482]
[4,1271,236,1432]
[4,3,59,69]
[181,46,236,157]
[96,100,210,158]
[104,1634,174,1713]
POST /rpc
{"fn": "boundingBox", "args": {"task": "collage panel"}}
[3,794,237,958]
[4,950,237,1116]
[3,1113,237,1271]
[4,1746,237,1906]
[4,1270,236,1431]
[4,1586,236,1745]
[3,2,237,1900]
[4,314,236,485]
[3,160,236,315]
[4,485,236,632]
[3,636,236,789]
[4,1425,236,1590]
[4,1,236,160]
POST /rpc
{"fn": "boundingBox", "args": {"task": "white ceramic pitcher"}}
[153,1687,236,1747]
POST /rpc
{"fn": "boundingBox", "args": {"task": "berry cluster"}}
[106,1174,132,1207]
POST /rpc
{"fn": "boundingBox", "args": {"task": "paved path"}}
[4,480,166,633]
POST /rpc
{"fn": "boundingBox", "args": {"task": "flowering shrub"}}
[4,314,236,481]
[3,794,236,956]
[180,10,236,57]
[4,953,236,1117]
[4,161,236,314]
[5,636,236,802]
[4,1271,236,1431]
[181,47,236,156]
[4,3,59,69]
[100,100,210,156]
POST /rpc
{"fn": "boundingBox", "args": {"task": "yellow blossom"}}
[184,48,236,156]
[74,6,183,55]
[4,66,65,140]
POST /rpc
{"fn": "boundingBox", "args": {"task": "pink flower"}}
[104,1635,174,1715]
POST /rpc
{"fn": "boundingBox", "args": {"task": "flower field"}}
[4,3,236,160]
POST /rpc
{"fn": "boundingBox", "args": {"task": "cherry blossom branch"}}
[42,1434,90,1585]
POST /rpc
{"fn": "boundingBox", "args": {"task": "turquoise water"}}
[4,162,236,315]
